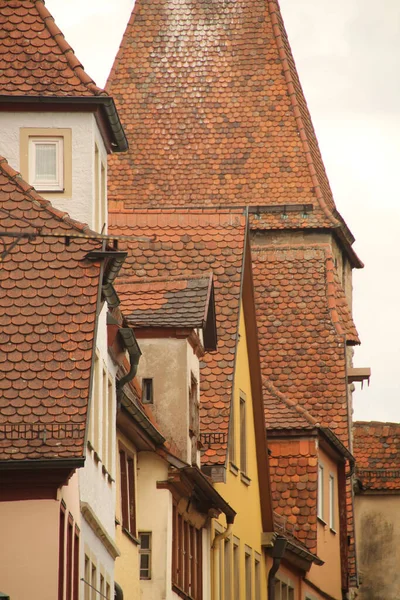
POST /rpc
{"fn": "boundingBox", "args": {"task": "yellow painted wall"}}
[114,429,141,599]
[213,305,267,600]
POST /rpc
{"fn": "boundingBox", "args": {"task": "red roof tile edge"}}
[264,378,320,429]
[0,156,95,235]
[35,0,106,97]
[267,0,339,232]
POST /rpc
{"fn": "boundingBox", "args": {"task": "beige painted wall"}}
[137,336,200,464]
[137,451,172,600]
[355,494,400,600]
[307,447,342,600]
[0,499,59,600]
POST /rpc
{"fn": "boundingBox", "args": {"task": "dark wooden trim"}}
[0,466,77,501]
[58,503,66,600]
[172,505,203,600]
[73,525,80,600]
[119,450,129,530]
[127,456,136,536]
[66,515,73,600]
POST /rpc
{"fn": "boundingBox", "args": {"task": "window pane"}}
[140,533,150,550]
[140,554,149,569]
[36,143,57,181]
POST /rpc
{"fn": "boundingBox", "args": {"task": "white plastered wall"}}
[0,111,108,232]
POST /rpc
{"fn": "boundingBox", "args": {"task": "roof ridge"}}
[263,378,320,427]
[0,155,95,236]
[35,0,105,97]
[354,420,400,428]
[108,203,246,215]
[118,272,212,285]
[105,0,141,94]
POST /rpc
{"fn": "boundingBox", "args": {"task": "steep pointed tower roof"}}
[107,0,353,238]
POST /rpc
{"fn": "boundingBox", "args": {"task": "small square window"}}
[142,378,153,404]
[29,137,64,191]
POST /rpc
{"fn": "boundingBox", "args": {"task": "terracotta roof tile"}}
[118,274,212,329]
[0,156,102,461]
[109,208,246,465]
[0,0,105,97]
[268,437,318,553]
[264,378,319,431]
[353,421,400,491]
[252,243,358,445]
[105,0,352,237]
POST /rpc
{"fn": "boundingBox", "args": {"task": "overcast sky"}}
[45,0,400,423]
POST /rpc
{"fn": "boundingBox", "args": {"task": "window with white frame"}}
[29,137,64,191]
[329,474,335,531]
[318,463,324,521]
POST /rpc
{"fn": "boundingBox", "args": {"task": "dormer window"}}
[20,128,72,197]
[29,137,64,191]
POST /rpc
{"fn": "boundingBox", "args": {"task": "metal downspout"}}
[267,537,287,600]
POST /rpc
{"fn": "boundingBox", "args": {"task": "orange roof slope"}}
[264,379,318,431]
[0,0,105,97]
[108,208,246,466]
[118,275,212,329]
[354,421,400,491]
[268,435,318,553]
[108,0,340,228]
[0,156,101,461]
[252,243,359,445]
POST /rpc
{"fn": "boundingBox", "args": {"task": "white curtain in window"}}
[35,143,57,181]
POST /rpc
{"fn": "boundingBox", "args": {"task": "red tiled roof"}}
[106,0,350,236]
[0,0,105,97]
[269,437,318,553]
[108,208,246,465]
[118,274,213,330]
[0,156,102,461]
[353,421,400,491]
[264,378,319,431]
[252,243,359,445]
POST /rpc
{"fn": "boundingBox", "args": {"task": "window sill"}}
[330,528,337,535]
[122,527,140,546]
[240,472,251,486]
[317,516,327,527]
[229,462,239,476]
[35,187,65,193]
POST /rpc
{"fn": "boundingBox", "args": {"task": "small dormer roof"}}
[0,0,127,151]
[117,273,217,350]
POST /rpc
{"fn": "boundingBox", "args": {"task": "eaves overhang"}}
[120,389,165,447]
[0,95,128,153]
[319,427,355,465]
[182,466,236,524]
